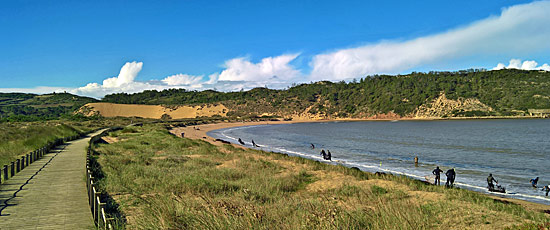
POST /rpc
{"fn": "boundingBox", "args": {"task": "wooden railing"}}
[0,135,80,184]
[86,128,122,229]
[86,158,113,229]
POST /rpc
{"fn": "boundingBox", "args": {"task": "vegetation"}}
[0,117,141,168]
[102,69,550,118]
[0,92,97,122]
[92,124,550,229]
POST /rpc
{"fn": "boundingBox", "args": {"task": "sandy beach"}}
[170,119,550,214]
[170,120,310,147]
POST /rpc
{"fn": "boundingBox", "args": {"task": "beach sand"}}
[169,120,550,213]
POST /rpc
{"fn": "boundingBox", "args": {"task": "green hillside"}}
[0,92,98,122]
[102,69,550,118]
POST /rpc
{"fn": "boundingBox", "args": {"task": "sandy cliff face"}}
[77,103,228,119]
[414,93,493,118]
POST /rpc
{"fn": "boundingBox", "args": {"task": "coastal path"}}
[0,130,104,229]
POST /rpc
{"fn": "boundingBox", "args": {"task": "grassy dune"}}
[0,122,87,167]
[93,124,549,229]
[0,118,138,168]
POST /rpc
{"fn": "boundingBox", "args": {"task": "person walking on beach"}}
[432,166,443,185]
[445,168,456,187]
[530,177,539,188]
[326,150,332,161]
[487,174,498,190]
[542,185,550,196]
[320,149,326,159]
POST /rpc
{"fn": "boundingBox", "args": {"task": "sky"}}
[1,0,550,98]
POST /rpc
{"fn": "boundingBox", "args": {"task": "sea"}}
[208,119,550,205]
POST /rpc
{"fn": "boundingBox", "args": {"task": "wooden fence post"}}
[99,203,106,228]
[10,162,15,177]
[16,159,20,172]
[3,165,7,182]
[20,157,24,170]
[93,187,99,223]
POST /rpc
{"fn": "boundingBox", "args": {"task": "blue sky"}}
[1,0,550,98]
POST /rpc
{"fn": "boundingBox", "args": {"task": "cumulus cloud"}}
[70,61,210,98]
[309,1,550,80]
[493,59,550,71]
[102,61,143,88]
[161,74,203,86]
[67,54,306,98]
[219,54,301,83]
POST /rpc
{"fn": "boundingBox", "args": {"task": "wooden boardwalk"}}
[0,131,102,230]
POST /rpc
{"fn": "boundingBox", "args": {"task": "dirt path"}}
[0,130,104,229]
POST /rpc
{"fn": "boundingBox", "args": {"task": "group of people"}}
[320,149,332,161]
[237,138,259,147]
[432,166,456,187]
[434,170,550,196]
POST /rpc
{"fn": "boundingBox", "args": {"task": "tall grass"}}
[0,122,86,167]
[94,124,550,229]
[0,117,137,168]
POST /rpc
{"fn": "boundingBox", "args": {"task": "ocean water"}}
[208,119,550,205]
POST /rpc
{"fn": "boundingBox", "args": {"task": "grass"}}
[0,122,84,167]
[0,117,141,180]
[93,124,550,229]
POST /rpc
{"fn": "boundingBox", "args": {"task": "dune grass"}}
[0,118,138,170]
[93,124,550,229]
[0,122,87,167]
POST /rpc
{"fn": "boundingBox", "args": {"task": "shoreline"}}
[169,119,550,213]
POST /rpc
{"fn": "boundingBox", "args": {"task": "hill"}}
[78,102,228,119]
[96,69,550,119]
[0,92,98,121]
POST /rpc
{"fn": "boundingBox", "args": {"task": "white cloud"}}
[205,73,219,85]
[493,59,550,71]
[161,74,203,86]
[218,54,301,83]
[70,62,211,98]
[102,61,143,88]
[309,1,550,80]
[65,54,305,98]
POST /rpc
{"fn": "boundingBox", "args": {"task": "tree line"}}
[102,69,550,118]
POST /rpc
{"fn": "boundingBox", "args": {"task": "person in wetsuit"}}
[530,177,539,188]
[238,138,245,145]
[542,185,550,196]
[320,149,326,159]
[432,166,444,185]
[311,143,315,149]
[487,173,498,190]
[326,150,332,161]
[445,168,456,187]
[252,139,258,147]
